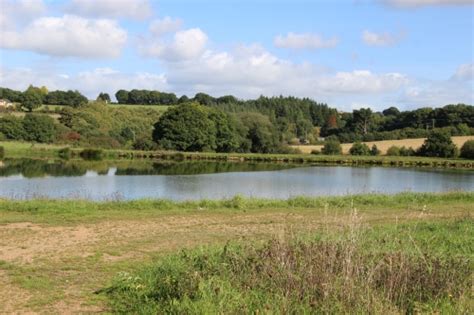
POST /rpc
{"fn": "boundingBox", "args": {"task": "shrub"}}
[370,144,380,156]
[349,142,371,156]
[22,114,57,143]
[386,146,400,156]
[460,140,474,159]
[79,149,103,161]
[58,147,71,160]
[322,139,342,155]
[0,115,26,140]
[399,146,415,156]
[0,146,4,159]
[311,149,321,155]
[417,130,458,158]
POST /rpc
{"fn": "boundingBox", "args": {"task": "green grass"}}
[1,192,473,225]
[104,218,473,314]
[108,104,170,113]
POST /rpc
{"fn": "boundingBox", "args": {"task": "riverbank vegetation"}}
[0,193,472,313]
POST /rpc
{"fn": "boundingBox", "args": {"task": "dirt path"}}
[0,208,466,314]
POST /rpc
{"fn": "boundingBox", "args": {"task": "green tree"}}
[237,112,280,153]
[115,90,129,104]
[153,103,217,151]
[22,114,57,143]
[208,109,243,152]
[353,108,373,135]
[349,142,371,155]
[386,146,400,156]
[322,137,342,155]
[460,140,474,159]
[97,92,111,103]
[370,144,381,156]
[417,130,458,158]
[21,89,43,112]
[0,115,26,140]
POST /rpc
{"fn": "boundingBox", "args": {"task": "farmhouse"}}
[0,99,13,108]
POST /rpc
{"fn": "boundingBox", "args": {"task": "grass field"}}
[0,193,472,313]
[292,136,474,154]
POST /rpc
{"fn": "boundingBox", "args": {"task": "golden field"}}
[292,135,474,154]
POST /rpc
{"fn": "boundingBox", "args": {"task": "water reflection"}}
[0,159,473,200]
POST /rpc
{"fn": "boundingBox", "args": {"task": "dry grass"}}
[293,136,474,154]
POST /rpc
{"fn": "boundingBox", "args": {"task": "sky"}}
[0,0,473,111]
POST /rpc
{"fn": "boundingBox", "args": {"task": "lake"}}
[0,159,473,200]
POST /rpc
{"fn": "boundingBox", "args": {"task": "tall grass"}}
[104,217,473,314]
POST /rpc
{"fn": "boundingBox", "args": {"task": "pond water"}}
[0,159,473,200]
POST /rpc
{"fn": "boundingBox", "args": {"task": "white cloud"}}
[0,0,46,29]
[385,0,473,7]
[149,17,183,36]
[65,0,152,20]
[141,28,208,61]
[274,32,339,50]
[452,63,474,81]
[0,66,168,100]
[362,30,401,46]
[0,15,127,58]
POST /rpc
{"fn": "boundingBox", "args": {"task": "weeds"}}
[104,217,473,314]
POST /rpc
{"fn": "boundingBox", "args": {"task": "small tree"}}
[417,130,458,158]
[460,140,474,159]
[322,138,342,155]
[370,144,380,156]
[97,92,111,103]
[21,90,43,112]
[349,142,371,156]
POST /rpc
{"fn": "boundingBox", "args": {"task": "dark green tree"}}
[349,142,371,156]
[460,140,474,159]
[97,92,111,103]
[321,137,342,155]
[153,103,217,151]
[417,130,458,158]
[237,112,280,153]
[21,89,43,112]
[22,114,57,143]
[115,90,129,104]
[0,115,26,140]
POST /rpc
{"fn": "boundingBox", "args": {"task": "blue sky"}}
[0,0,472,111]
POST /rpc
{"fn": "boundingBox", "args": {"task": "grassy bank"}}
[2,140,474,169]
[105,219,473,314]
[0,192,472,313]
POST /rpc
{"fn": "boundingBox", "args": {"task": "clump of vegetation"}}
[386,145,416,156]
[460,140,474,159]
[417,130,458,158]
[321,137,342,155]
[311,149,321,155]
[104,219,472,314]
[58,147,71,160]
[349,142,370,155]
[79,149,103,161]
[0,145,4,159]
[370,144,380,156]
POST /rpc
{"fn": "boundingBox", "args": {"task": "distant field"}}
[293,136,474,154]
[108,104,170,113]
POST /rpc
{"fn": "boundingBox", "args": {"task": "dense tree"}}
[115,90,129,104]
[208,109,244,152]
[44,90,88,107]
[321,137,342,155]
[21,89,43,111]
[382,107,400,117]
[97,92,111,103]
[417,130,458,158]
[153,103,217,151]
[237,112,280,153]
[22,114,57,143]
[0,115,26,140]
[460,140,474,159]
[0,87,22,102]
[349,142,371,156]
[352,108,373,135]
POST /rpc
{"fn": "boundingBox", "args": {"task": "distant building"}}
[0,99,13,108]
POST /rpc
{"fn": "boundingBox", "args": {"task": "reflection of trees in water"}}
[0,159,297,178]
[116,162,296,176]
[0,159,88,178]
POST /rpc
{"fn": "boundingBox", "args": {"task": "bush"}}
[370,144,380,156]
[349,142,371,156]
[58,147,71,160]
[399,146,415,156]
[0,146,4,159]
[311,149,321,155]
[417,130,458,158]
[322,139,342,155]
[460,140,474,159]
[22,114,57,143]
[386,146,400,156]
[79,149,103,161]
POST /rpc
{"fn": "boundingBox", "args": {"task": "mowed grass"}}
[0,192,473,313]
[293,135,474,154]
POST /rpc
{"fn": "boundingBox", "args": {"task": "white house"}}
[0,99,14,108]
